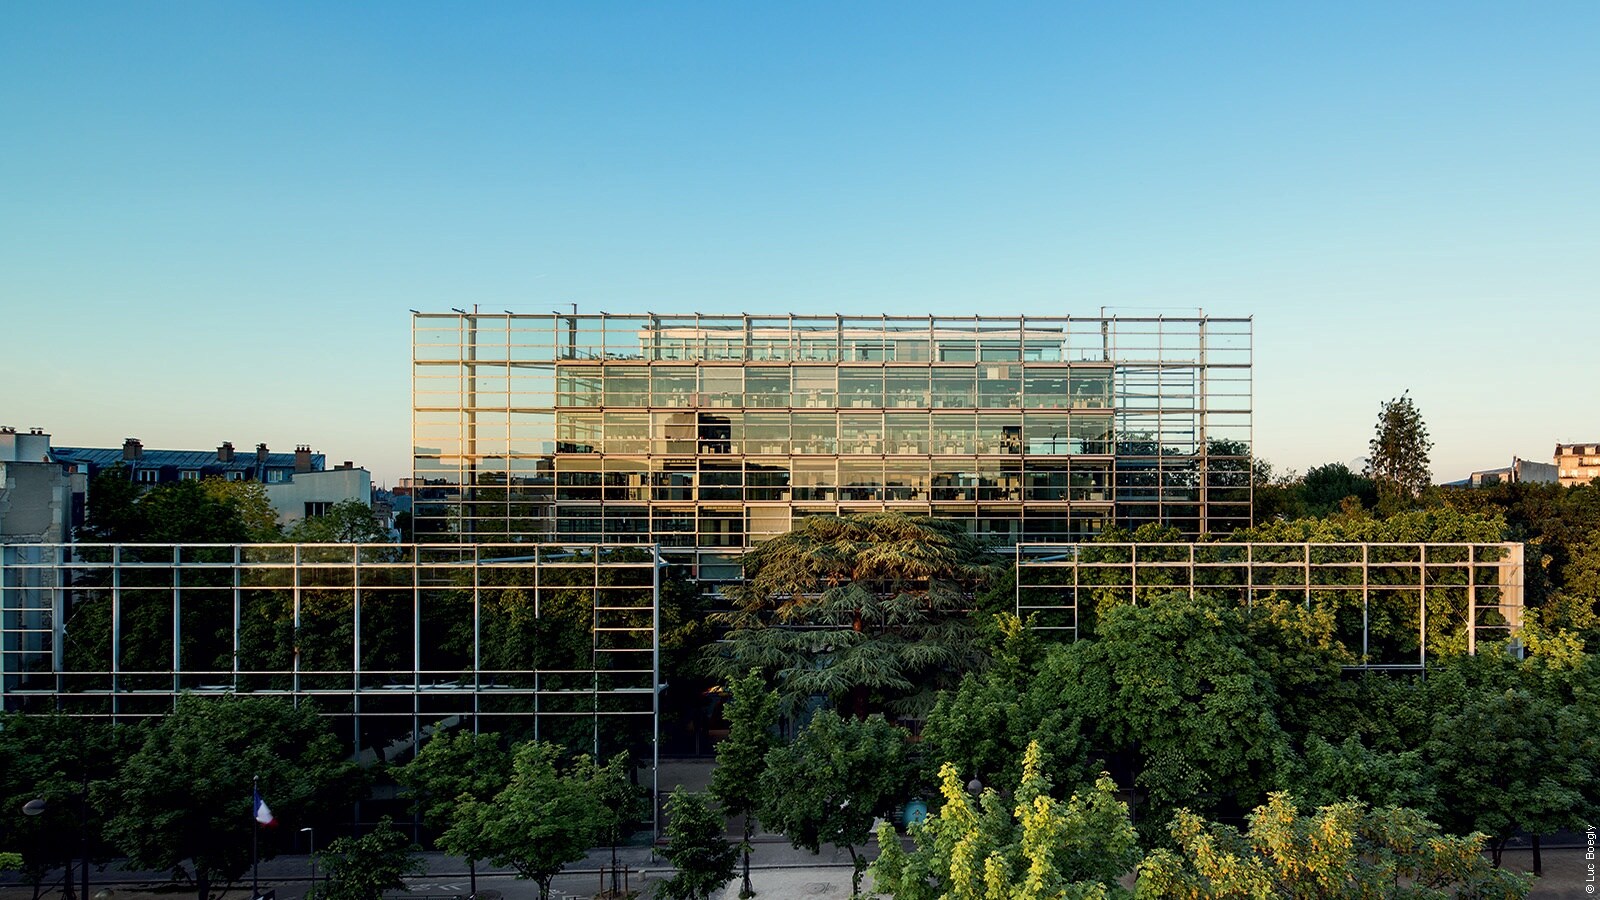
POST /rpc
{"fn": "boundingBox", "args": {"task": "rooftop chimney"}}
[294,445,313,474]
[123,438,143,461]
[218,441,234,463]
[256,442,270,464]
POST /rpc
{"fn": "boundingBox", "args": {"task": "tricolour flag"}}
[252,787,276,827]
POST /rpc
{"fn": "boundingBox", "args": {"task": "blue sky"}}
[3,3,1596,485]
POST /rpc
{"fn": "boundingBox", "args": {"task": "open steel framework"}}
[413,312,1253,582]
[0,542,662,827]
[1016,542,1524,667]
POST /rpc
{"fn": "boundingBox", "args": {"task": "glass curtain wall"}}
[415,314,1252,579]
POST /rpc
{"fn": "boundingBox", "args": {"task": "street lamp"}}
[966,777,983,800]
[23,794,88,900]
[300,828,315,899]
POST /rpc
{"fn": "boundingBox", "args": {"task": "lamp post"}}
[22,791,88,900]
[300,827,315,899]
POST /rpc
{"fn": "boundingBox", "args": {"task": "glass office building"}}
[413,313,1252,580]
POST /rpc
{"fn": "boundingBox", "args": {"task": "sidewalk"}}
[2,837,1588,899]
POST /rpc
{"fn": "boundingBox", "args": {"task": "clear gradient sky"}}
[2,3,1596,486]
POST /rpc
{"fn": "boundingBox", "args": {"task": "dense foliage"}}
[658,789,740,900]
[706,513,999,717]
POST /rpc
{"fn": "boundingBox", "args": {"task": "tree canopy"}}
[98,695,361,900]
[708,670,780,898]
[658,789,739,900]
[443,741,609,900]
[873,742,1140,900]
[1365,393,1433,509]
[706,513,998,717]
[759,710,914,897]
[1136,793,1531,899]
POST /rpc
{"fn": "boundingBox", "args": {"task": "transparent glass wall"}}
[415,313,1251,564]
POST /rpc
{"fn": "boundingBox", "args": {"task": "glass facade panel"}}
[884,368,931,407]
[839,367,883,408]
[745,367,791,407]
[932,368,975,407]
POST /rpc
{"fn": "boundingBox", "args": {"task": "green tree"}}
[1048,595,1293,831]
[1294,735,1436,812]
[200,478,283,541]
[311,818,423,900]
[1423,654,1597,872]
[99,695,362,900]
[592,751,647,897]
[707,513,998,718]
[287,499,390,543]
[658,789,740,900]
[80,468,257,543]
[920,615,1095,794]
[444,741,608,900]
[873,742,1140,900]
[759,710,912,897]
[0,714,128,899]
[1135,793,1531,899]
[1365,393,1433,511]
[394,729,510,897]
[709,670,779,898]
[1299,462,1377,518]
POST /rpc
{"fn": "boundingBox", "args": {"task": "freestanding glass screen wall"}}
[413,313,1252,580]
[0,543,660,773]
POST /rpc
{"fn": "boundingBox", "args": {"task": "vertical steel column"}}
[651,546,662,843]
[111,546,122,719]
[1418,545,1428,670]
[352,545,363,758]
[292,545,302,707]
[1361,544,1370,667]
[172,546,182,705]
[592,547,600,760]
[411,545,421,750]
[233,546,242,693]
[472,547,482,732]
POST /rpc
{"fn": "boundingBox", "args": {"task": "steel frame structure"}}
[1016,542,1524,668]
[413,312,1253,582]
[0,542,663,831]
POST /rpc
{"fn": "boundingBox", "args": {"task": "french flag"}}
[252,787,277,827]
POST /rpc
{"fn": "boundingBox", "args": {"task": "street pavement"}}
[1,839,1592,900]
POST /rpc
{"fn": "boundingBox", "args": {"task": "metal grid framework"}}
[0,542,661,790]
[1016,542,1524,668]
[413,312,1253,581]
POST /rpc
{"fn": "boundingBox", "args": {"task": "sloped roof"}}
[53,447,324,472]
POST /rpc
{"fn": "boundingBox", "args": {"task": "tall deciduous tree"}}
[1423,653,1598,873]
[394,730,510,897]
[99,695,361,900]
[657,789,739,900]
[1136,793,1531,898]
[1047,595,1293,831]
[873,742,1140,900]
[444,741,608,900]
[311,818,423,900]
[708,670,779,898]
[1365,393,1433,508]
[759,710,912,898]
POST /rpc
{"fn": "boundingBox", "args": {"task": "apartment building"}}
[1555,442,1600,487]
